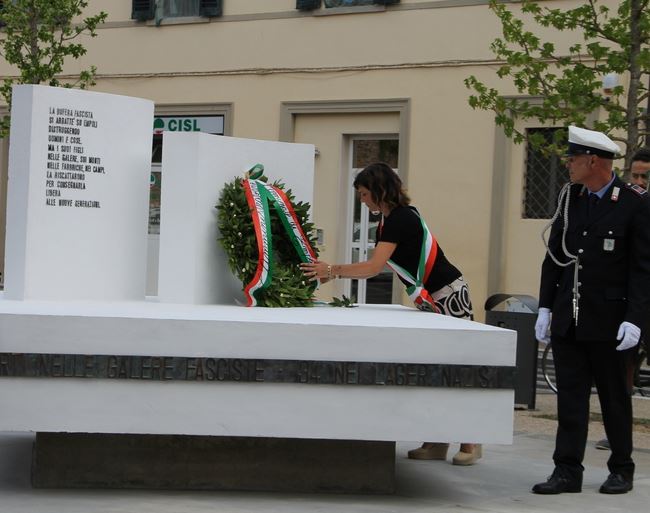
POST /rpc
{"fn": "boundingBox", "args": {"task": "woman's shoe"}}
[408,442,449,460]
[452,444,482,466]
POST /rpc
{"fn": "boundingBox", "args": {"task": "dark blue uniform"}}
[539,176,650,482]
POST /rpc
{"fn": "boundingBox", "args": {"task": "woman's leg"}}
[408,442,449,460]
[432,277,482,465]
[452,444,483,465]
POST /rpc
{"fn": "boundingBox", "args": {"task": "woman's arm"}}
[300,241,396,281]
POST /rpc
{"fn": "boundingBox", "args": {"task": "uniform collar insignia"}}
[627,183,648,196]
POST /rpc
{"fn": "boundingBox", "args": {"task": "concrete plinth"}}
[31,433,396,494]
[0,300,515,445]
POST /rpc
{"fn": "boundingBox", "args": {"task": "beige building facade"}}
[0,0,610,318]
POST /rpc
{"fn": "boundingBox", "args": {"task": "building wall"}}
[0,0,606,315]
[293,110,401,300]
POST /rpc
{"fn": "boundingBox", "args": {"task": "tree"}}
[0,0,107,137]
[465,0,650,168]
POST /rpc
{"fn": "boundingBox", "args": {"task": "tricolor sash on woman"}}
[379,213,439,313]
[242,165,318,306]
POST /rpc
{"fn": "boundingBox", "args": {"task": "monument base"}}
[31,433,396,494]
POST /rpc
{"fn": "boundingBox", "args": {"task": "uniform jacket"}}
[539,176,650,341]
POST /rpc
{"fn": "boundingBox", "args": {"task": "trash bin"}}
[485,294,539,410]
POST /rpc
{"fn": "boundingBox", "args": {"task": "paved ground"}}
[0,392,649,513]
[517,391,650,450]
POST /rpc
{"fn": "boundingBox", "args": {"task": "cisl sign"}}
[153,116,224,135]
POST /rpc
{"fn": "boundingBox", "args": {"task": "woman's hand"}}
[300,260,330,281]
[300,242,396,281]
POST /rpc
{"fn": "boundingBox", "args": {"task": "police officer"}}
[532,126,650,495]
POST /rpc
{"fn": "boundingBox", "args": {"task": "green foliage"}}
[465,0,650,166]
[328,295,357,308]
[216,174,319,307]
[0,0,107,137]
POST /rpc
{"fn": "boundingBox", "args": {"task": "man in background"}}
[629,148,650,190]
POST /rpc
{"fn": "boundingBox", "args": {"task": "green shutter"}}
[132,0,155,22]
[200,0,223,17]
[0,0,5,28]
[296,0,321,10]
[374,0,400,4]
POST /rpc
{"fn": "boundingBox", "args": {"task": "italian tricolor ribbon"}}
[379,212,440,312]
[242,164,318,306]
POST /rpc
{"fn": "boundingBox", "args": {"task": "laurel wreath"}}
[216,174,319,307]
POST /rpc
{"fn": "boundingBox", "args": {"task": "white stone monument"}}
[157,132,315,305]
[0,93,516,491]
[3,85,153,301]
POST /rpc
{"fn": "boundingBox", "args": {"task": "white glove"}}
[616,321,641,351]
[535,307,551,345]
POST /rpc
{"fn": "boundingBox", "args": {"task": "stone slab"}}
[0,297,516,443]
[157,132,315,305]
[31,433,395,494]
[0,296,515,366]
[3,85,153,301]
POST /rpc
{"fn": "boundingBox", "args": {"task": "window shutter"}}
[200,0,223,18]
[373,0,400,4]
[0,0,5,28]
[131,0,155,22]
[296,0,321,10]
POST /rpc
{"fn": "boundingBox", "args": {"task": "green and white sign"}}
[153,116,224,135]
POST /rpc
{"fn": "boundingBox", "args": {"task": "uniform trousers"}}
[552,331,635,480]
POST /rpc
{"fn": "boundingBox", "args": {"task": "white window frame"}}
[343,134,399,303]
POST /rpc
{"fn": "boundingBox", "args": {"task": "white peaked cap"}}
[567,126,621,158]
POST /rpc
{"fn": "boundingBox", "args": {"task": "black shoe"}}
[595,438,610,450]
[599,473,633,494]
[532,470,582,494]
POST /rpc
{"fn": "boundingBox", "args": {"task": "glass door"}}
[346,137,399,304]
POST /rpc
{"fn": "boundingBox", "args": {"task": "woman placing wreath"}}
[300,162,481,466]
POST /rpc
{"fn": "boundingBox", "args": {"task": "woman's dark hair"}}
[353,162,410,210]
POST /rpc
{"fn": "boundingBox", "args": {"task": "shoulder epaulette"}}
[627,183,648,196]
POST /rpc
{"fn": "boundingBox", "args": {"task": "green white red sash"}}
[379,211,439,312]
[242,164,318,306]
